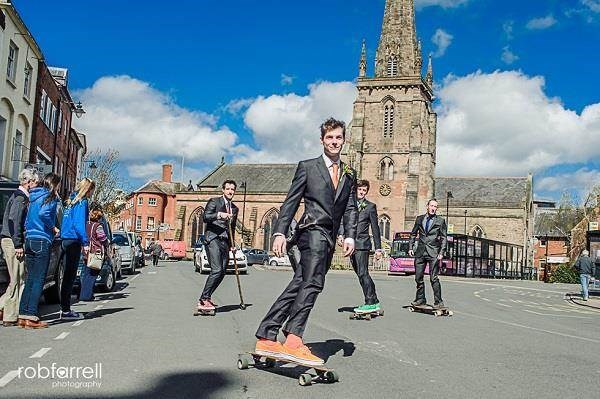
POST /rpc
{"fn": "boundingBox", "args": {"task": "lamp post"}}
[61,100,86,197]
[464,209,468,235]
[240,181,248,248]
[446,191,453,225]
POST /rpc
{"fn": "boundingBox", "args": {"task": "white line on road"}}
[148,271,157,274]
[94,305,104,310]
[496,303,512,308]
[481,298,491,302]
[522,309,591,319]
[0,370,19,388]
[130,274,140,281]
[73,320,85,327]
[30,348,51,358]
[446,279,565,294]
[457,311,600,343]
[54,332,70,340]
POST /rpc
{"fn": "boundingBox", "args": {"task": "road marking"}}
[446,279,566,294]
[102,300,109,304]
[481,298,491,302]
[73,320,85,326]
[30,348,51,358]
[457,311,600,343]
[0,370,19,388]
[131,274,140,281]
[94,305,104,310]
[148,271,157,274]
[522,309,591,319]
[496,303,512,308]
[54,332,70,340]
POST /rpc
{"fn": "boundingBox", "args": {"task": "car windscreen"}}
[112,234,129,246]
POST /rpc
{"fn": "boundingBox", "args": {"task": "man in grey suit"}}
[338,179,383,314]
[408,199,448,309]
[197,180,239,312]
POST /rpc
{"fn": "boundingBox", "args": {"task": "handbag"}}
[87,249,104,270]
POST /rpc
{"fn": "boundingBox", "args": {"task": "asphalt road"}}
[1,261,599,399]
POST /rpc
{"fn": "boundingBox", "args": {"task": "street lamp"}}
[446,191,453,224]
[464,209,468,235]
[240,181,248,248]
[73,101,86,118]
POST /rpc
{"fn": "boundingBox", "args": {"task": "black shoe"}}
[433,301,445,309]
[411,299,426,306]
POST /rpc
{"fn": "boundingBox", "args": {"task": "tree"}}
[84,149,128,219]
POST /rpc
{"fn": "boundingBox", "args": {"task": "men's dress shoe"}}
[23,319,48,329]
[411,300,426,307]
[433,302,445,309]
[3,320,18,327]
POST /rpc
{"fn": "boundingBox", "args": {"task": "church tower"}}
[343,0,437,239]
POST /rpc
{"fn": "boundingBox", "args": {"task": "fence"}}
[330,252,389,272]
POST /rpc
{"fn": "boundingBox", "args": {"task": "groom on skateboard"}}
[254,117,358,366]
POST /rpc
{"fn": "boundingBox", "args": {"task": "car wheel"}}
[101,269,115,292]
[263,259,269,266]
[270,261,277,266]
[44,258,65,304]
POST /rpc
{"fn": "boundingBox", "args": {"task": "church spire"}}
[426,53,433,87]
[359,39,367,78]
[375,0,420,78]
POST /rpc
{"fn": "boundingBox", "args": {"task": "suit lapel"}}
[316,156,335,193]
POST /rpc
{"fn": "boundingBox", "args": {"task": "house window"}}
[386,55,398,77]
[539,239,547,247]
[149,197,157,206]
[147,217,155,231]
[6,41,18,82]
[137,197,143,206]
[44,101,53,128]
[135,216,142,230]
[40,90,47,119]
[23,63,33,98]
[379,215,391,241]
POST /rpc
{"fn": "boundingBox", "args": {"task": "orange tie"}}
[331,163,339,190]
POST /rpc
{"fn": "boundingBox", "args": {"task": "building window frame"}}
[148,197,157,207]
[386,55,398,77]
[23,62,33,98]
[135,216,142,231]
[6,40,18,83]
[379,215,391,241]
[137,197,143,206]
[147,217,155,231]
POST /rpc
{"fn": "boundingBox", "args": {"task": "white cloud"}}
[582,0,600,13]
[127,160,209,185]
[416,0,470,10]
[281,74,295,86]
[235,81,356,163]
[431,29,453,58]
[224,98,255,115]
[503,20,515,40]
[536,168,600,193]
[501,46,519,64]
[526,15,557,30]
[73,75,238,164]
[435,70,600,176]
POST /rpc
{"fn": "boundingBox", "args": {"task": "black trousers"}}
[61,240,82,312]
[256,230,332,340]
[287,244,301,272]
[414,256,443,304]
[152,255,159,266]
[351,250,378,305]
[200,238,229,300]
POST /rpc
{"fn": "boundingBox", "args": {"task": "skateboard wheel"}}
[264,358,276,368]
[408,307,415,312]
[325,370,339,383]
[447,310,454,316]
[434,311,442,317]
[240,304,247,310]
[237,356,249,370]
[364,314,372,320]
[299,373,312,386]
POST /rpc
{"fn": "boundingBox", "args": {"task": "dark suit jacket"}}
[339,199,381,251]
[203,196,239,244]
[274,156,358,247]
[408,214,448,259]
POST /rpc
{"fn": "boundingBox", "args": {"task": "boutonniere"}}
[358,201,367,212]
[341,163,354,179]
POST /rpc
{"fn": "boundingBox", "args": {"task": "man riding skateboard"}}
[408,198,448,309]
[197,180,239,313]
[254,117,357,366]
[337,179,383,314]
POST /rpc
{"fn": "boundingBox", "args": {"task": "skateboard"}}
[237,352,339,386]
[407,304,453,317]
[193,308,216,316]
[349,309,384,320]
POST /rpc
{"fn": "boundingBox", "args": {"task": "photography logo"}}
[17,362,102,389]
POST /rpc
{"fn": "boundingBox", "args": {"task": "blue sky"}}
[16,0,600,201]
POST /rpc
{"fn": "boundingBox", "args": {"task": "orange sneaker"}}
[255,339,285,358]
[282,343,324,366]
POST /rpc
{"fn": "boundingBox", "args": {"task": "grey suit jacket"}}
[339,199,381,251]
[203,196,239,244]
[408,214,448,259]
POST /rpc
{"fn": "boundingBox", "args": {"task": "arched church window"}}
[383,103,394,137]
[472,225,485,238]
[387,55,398,77]
[262,210,279,251]
[379,215,391,241]
[379,157,394,181]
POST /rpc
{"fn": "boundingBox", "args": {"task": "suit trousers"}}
[200,238,229,300]
[0,238,26,322]
[351,250,378,305]
[415,256,443,304]
[256,230,332,340]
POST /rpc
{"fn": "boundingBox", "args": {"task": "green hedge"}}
[548,264,580,284]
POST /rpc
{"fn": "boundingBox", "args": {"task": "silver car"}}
[112,231,136,275]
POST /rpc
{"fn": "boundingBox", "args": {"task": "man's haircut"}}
[427,198,438,206]
[320,117,346,139]
[356,180,370,191]
[222,180,237,190]
[19,168,39,185]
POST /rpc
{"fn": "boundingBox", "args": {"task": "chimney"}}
[162,164,172,183]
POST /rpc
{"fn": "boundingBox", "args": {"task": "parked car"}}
[193,243,248,274]
[243,248,269,265]
[268,255,292,267]
[0,181,64,303]
[157,239,186,260]
[112,231,136,274]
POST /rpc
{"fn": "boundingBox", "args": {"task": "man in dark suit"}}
[255,118,357,366]
[408,198,448,309]
[197,180,239,312]
[337,179,382,313]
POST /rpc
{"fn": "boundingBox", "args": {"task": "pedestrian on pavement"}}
[0,168,39,327]
[408,198,448,309]
[79,207,109,301]
[18,173,61,329]
[196,180,239,313]
[59,178,95,320]
[574,250,595,301]
[337,179,383,314]
[255,118,357,366]
[150,239,163,266]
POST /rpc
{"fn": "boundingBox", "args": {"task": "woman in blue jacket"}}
[60,178,96,320]
[18,173,61,329]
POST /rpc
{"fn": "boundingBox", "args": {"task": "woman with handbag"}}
[79,207,108,301]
